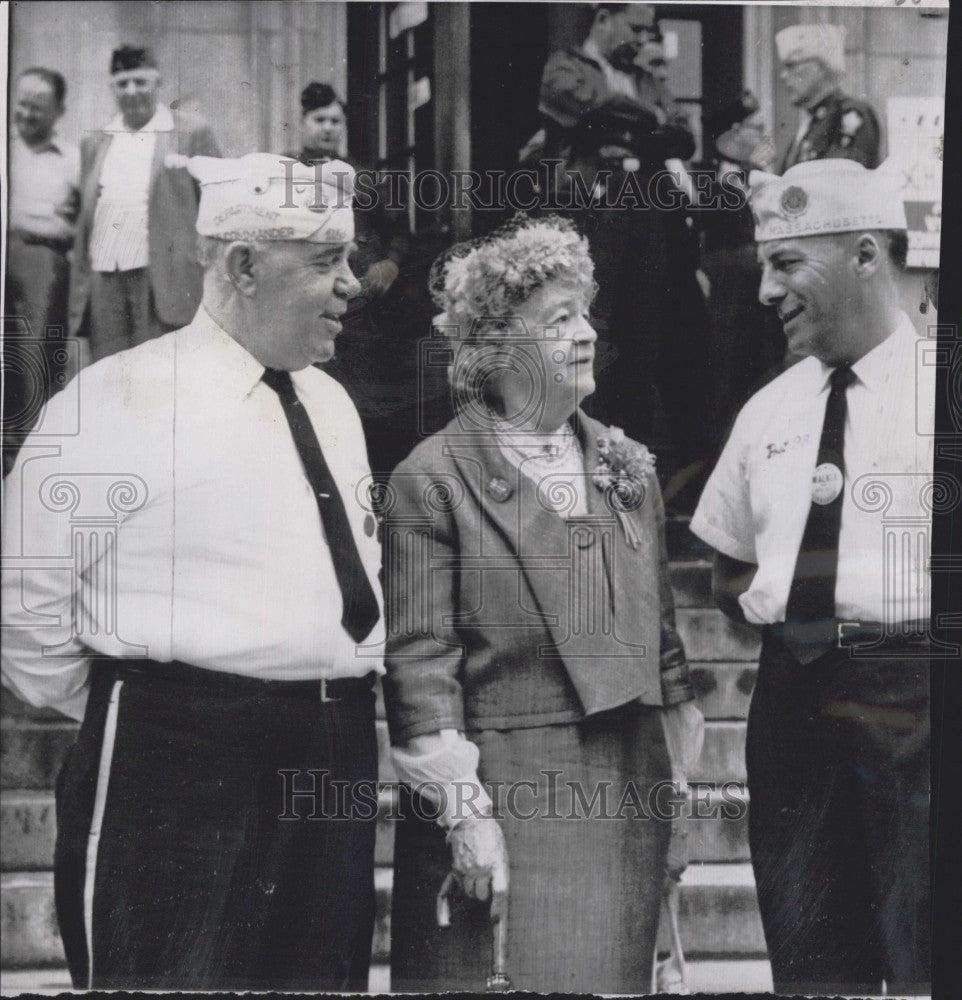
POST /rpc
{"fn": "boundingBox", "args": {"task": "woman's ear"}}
[224,241,258,295]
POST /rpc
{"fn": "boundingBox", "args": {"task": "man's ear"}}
[854,232,882,277]
[224,242,258,295]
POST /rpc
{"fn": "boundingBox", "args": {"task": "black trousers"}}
[746,631,931,995]
[54,660,378,991]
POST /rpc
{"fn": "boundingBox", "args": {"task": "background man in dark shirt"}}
[290,82,411,479]
[775,24,880,173]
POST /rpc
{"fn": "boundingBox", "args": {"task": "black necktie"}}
[784,365,855,663]
[261,368,379,644]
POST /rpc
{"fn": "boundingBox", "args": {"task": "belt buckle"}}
[319,678,339,703]
[837,620,862,647]
[835,621,878,649]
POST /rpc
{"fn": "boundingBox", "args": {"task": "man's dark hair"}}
[884,229,908,272]
[300,81,346,116]
[19,67,66,106]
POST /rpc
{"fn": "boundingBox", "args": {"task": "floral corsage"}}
[592,427,656,549]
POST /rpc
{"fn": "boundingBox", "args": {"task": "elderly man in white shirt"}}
[2,154,383,991]
[68,46,220,361]
[691,159,934,996]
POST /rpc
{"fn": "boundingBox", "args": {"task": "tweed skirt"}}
[390,700,672,993]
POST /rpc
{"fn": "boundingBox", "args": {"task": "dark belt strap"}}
[9,229,73,255]
[105,657,376,703]
[766,619,931,654]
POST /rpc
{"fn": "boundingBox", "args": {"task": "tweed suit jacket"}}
[68,110,220,335]
[383,410,693,743]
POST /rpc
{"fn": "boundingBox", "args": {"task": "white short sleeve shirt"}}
[691,312,936,627]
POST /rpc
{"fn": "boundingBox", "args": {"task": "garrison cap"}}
[775,24,846,75]
[188,153,355,243]
[748,159,906,242]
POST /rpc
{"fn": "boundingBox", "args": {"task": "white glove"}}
[446,814,509,921]
[661,701,705,882]
[661,701,705,785]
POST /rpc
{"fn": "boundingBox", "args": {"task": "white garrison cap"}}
[748,159,907,243]
[775,23,846,75]
[188,153,355,243]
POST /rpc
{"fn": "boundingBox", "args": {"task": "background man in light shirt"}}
[67,45,220,361]
[4,67,80,474]
[2,154,382,990]
[691,158,933,995]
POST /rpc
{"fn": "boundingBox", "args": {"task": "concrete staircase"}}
[0,519,771,992]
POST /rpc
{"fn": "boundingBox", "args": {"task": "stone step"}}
[690,662,756,719]
[683,957,773,993]
[691,721,746,784]
[0,960,781,996]
[669,559,713,608]
[676,609,761,662]
[2,780,751,877]
[0,792,57,872]
[0,712,746,816]
[0,720,77,791]
[656,863,766,957]
[0,873,64,968]
[685,785,750,862]
[1,861,765,969]
[0,967,73,994]
[665,517,713,561]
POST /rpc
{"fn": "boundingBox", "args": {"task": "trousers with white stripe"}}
[53,660,378,990]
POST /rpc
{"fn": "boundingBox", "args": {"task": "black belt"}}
[106,657,376,703]
[9,229,73,255]
[766,619,931,653]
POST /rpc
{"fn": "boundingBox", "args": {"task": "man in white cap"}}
[1,154,383,990]
[775,23,879,173]
[691,158,933,994]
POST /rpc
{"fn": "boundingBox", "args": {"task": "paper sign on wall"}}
[886,97,943,269]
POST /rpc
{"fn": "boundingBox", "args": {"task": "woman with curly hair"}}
[381,215,703,992]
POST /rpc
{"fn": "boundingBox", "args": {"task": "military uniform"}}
[779,90,880,174]
[537,46,698,471]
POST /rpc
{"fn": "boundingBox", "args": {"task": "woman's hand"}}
[447,815,509,921]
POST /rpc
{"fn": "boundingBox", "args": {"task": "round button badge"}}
[811,463,844,505]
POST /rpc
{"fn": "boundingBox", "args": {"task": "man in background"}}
[290,81,410,478]
[776,24,880,173]
[68,45,220,361]
[4,67,80,474]
[537,3,696,481]
[634,26,712,507]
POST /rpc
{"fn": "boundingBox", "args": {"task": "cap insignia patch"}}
[780,185,808,218]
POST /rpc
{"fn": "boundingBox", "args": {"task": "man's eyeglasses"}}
[781,58,819,73]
